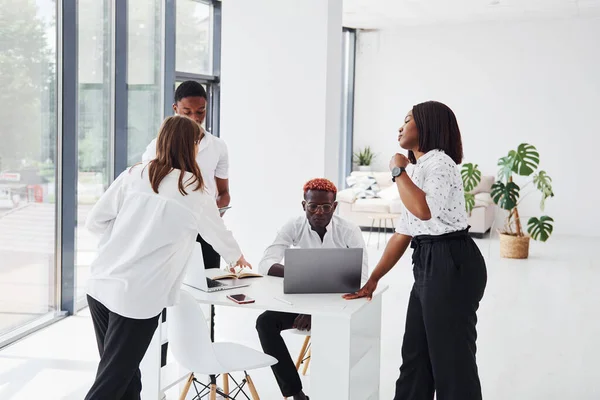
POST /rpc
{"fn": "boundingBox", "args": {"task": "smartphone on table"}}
[227,293,255,304]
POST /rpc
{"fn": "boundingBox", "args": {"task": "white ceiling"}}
[343,0,600,29]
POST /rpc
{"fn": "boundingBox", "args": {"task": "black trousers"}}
[197,233,221,269]
[85,295,160,400]
[394,229,487,400]
[256,311,303,397]
[160,234,220,367]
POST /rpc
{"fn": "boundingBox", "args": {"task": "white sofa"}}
[337,171,496,237]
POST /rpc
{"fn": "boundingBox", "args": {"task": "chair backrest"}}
[168,290,221,372]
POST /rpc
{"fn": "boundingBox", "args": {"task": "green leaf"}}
[497,152,516,181]
[527,216,554,242]
[491,181,520,210]
[533,171,554,211]
[464,193,476,214]
[461,163,482,193]
[512,143,539,176]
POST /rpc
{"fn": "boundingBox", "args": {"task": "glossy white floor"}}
[0,233,598,400]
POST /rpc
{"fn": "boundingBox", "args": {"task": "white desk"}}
[140,270,388,400]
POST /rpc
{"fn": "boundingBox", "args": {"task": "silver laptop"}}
[183,266,250,293]
[283,248,363,294]
[182,244,249,293]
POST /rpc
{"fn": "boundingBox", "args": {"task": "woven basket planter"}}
[499,233,530,259]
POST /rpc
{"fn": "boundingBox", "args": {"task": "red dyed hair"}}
[303,178,337,195]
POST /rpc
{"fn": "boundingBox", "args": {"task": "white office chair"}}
[168,291,277,400]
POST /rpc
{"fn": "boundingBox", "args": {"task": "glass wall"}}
[0,0,58,336]
[0,0,222,345]
[174,1,220,136]
[76,0,113,301]
[127,0,163,165]
[176,0,212,75]
[340,28,357,187]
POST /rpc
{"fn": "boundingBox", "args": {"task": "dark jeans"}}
[394,229,487,400]
[161,234,220,367]
[85,295,160,400]
[256,311,303,397]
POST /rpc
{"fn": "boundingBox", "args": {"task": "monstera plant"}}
[461,163,482,214]
[491,143,555,258]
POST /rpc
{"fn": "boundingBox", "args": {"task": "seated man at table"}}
[255,178,368,400]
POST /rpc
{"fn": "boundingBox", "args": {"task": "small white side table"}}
[368,213,400,249]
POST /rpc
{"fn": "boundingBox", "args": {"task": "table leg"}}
[368,219,375,246]
[140,321,162,400]
[311,295,383,400]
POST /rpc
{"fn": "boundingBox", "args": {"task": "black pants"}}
[394,229,487,400]
[85,295,160,400]
[256,311,302,397]
[197,233,221,269]
[160,234,220,367]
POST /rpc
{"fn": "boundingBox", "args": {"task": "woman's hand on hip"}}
[343,278,378,301]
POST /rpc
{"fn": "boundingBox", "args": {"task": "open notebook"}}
[211,266,263,280]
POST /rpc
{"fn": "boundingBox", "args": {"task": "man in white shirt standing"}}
[255,178,368,400]
[142,80,230,270]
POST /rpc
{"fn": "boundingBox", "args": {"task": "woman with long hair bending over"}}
[84,115,250,400]
[344,101,487,400]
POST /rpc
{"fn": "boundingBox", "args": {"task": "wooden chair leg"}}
[223,373,230,396]
[209,383,217,400]
[302,348,311,376]
[245,374,260,400]
[179,373,194,400]
[295,336,311,370]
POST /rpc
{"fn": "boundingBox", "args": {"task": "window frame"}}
[166,0,221,137]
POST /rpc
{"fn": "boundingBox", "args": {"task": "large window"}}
[176,0,212,75]
[174,1,221,136]
[76,0,113,301]
[127,0,163,165]
[340,28,357,187]
[0,0,222,345]
[0,0,58,337]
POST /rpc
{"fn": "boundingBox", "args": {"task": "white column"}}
[220,0,343,262]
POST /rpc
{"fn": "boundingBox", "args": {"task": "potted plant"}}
[491,143,555,259]
[353,146,375,172]
[461,162,482,215]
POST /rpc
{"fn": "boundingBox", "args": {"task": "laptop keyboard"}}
[206,278,225,289]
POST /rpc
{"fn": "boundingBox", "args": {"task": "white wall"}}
[353,17,600,237]
[220,0,343,263]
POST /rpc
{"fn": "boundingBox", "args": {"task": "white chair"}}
[168,291,277,400]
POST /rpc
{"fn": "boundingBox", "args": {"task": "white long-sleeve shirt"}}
[258,215,369,281]
[142,131,228,199]
[86,163,242,319]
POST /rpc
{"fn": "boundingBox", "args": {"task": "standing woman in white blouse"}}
[83,115,250,400]
[345,101,487,400]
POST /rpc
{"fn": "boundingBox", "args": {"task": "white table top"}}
[182,269,388,318]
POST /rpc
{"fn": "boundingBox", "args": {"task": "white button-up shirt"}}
[86,163,242,319]
[258,215,369,280]
[396,149,468,237]
[142,131,229,199]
